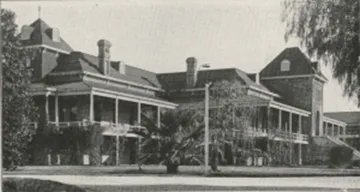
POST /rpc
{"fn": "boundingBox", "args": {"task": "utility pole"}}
[204,82,212,175]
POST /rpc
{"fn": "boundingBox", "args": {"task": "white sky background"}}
[3,0,359,112]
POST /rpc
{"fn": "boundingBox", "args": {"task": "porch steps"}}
[312,136,360,161]
[326,136,360,160]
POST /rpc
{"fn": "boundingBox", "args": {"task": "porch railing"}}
[269,130,309,143]
[47,120,146,136]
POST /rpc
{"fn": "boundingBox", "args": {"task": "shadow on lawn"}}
[3,178,87,192]
[104,168,360,177]
[82,184,342,192]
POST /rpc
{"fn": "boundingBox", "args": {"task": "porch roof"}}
[30,80,177,108]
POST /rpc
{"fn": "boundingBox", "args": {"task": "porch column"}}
[115,98,119,166]
[45,93,50,122]
[137,102,141,125]
[331,124,334,136]
[137,102,142,157]
[289,112,293,134]
[298,115,302,165]
[289,112,293,164]
[298,144,302,165]
[157,106,161,154]
[45,92,50,165]
[55,94,59,125]
[298,115,302,134]
[278,109,282,131]
[89,92,94,121]
[157,106,161,128]
[343,126,346,136]
[324,122,328,136]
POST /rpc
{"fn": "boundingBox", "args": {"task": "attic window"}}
[280,59,291,72]
[49,28,60,42]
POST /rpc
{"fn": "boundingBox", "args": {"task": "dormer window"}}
[49,28,60,42]
[280,59,291,72]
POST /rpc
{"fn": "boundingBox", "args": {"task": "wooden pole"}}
[137,102,141,160]
[116,135,119,166]
[55,95,59,125]
[115,98,119,166]
[89,92,94,121]
[45,93,49,122]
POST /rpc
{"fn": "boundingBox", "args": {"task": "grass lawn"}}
[4,165,360,177]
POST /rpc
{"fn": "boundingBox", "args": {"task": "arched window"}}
[280,59,291,71]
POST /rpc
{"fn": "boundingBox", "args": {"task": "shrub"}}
[3,178,86,192]
[328,146,353,168]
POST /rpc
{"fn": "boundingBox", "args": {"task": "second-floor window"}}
[280,59,291,72]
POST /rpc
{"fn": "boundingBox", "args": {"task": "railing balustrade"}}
[46,120,146,136]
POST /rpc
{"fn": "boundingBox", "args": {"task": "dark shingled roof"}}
[157,68,269,92]
[50,52,162,89]
[260,47,327,80]
[20,19,73,52]
[324,111,360,125]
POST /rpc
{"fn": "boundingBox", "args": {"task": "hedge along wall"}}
[328,146,353,168]
[28,123,108,166]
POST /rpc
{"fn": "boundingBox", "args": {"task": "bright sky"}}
[3,0,359,112]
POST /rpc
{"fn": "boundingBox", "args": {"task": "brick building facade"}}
[21,18,359,166]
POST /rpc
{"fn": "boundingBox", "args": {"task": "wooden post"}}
[137,102,141,159]
[45,93,49,122]
[278,109,282,131]
[298,143,302,165]
[324,122,328,135]
[266,106,271,165]
[55,95,59,125]
[157,106,161,156]
[298,115,302,165]
[89,92,94,121]
[137,102,141,125]
[157,106,161,128]
[115,98,119,166]
[289,113,292,134]
[289,112,293,164]
[116,136,119,166]
[298,115,302,134]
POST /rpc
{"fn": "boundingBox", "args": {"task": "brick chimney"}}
[256,73,260,84]
[186,57,197,88]
[97,39,112,75]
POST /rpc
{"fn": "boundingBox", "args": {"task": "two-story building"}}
[21,18,359,166]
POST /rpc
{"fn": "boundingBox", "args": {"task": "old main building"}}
[21,18,360,166]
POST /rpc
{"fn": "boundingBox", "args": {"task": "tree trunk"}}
[166,163,179,174]
[210,137,219,172]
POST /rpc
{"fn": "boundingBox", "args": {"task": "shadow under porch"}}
[28,94,163,166]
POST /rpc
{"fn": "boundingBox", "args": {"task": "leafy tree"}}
[136,109,204,174]
[1,8,38,170]
[282,0,360,106]
[207,80,258,170]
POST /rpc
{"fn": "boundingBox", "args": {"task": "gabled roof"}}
[157,68,269,92]
[324,111,360,125]
[49,52,161,89]
[260,47,327,80]
[19,18,73,52]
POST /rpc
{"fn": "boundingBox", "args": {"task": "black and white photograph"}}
[1,0,360,191]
